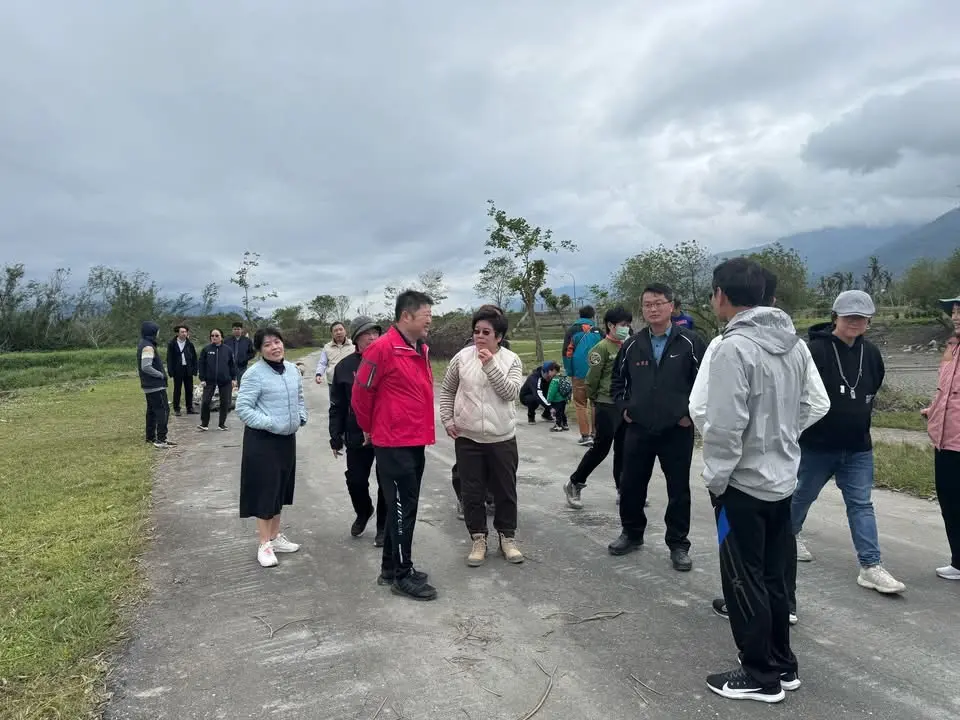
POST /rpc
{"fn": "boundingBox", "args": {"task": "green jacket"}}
[585,337,621,405]
[546,375,572,404]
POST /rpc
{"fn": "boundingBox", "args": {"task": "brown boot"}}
[499,534,524,564]
[467,534,487,567]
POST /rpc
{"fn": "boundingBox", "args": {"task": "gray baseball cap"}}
[832,290,876,317]
[350,316,382,343]
[939,295,960,314]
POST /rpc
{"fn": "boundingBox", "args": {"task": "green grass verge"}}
[0,378,154,719]
[873,441,936,498]
[872,411,928,432]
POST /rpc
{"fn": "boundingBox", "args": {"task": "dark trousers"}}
[237,365,248,387]
[521,395,550,422]
[375,446,426,579]
[571,402,624,488]
[455,436,519,537]
[200,382,232,428]
[345,446,386,535]
[718,487,797,688]
[144,390,169,443]
[451,463,494,505]
[552,400,568,427]
[619,423,694,550]
[936,449,960,568]
[172,372,194,412]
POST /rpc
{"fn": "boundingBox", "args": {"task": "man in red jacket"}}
[352,289,438,601]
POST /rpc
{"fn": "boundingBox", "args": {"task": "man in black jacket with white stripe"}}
[609,283,706,570]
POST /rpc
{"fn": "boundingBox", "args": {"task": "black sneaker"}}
[736,653,801,691]
[174,409,182,417]
[561,424,570,431]
[378,569,428,586]
[197,425,208,431]
[374,531,385,548]
[389,573,438,601]
[706,668,785,703]
[608,532,643,556]
[351,513,371,537]
[550,424,564,433]
[711,598,729,619]
[670,549,693,571]
[218,424,229,431]
[527,418,537,425]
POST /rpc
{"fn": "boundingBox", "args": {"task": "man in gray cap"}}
[790,289,906,605]
[329,316,386,546]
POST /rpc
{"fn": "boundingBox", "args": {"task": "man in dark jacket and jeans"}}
[138,321,175,449]
[352,290,437,601]
[330,316,387,547]
[790,290,906,598]
[166,325,198,416]
[609,283,706,571]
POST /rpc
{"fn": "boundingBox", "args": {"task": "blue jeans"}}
[791,449,882,567]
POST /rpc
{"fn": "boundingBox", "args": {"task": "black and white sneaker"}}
[218,424,229,431]
[197,425,208,432]
[706,668,785,703]
[712,598,729,619]
[737,653,802,691]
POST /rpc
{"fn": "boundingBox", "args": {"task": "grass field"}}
[0,378,153,719]
[0,345,318,719]
[431,337,565,381]
[873,441,936,498]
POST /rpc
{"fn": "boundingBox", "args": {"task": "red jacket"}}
[351,325,436,447]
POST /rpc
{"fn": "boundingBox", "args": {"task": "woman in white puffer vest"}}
[440,305,525,567]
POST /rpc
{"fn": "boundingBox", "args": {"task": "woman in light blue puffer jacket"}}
[236,327,308,568]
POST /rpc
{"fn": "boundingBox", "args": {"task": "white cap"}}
[832,290,876,318]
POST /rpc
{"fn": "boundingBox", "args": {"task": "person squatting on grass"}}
[701,258,828,703]
[922,293,960,581]
[564,304,634,509]
[236,327,308,568]
[138,320,176,449]
[609,283,706,572]
[352,290,438,601]
[198,328,237,432]
[695,268,830,624]
[789,290,907,598]
[440,305,525,567]
[329,316,387,548]
[519,361,559,423]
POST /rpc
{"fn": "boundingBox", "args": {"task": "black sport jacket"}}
[611,325,706,434]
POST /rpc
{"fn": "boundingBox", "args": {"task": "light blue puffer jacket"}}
[235,360,307,436]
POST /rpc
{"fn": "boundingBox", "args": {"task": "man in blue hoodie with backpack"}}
[563,305,604,447]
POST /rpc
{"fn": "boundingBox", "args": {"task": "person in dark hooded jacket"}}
[137,321,175,448]
[519,361,559,424]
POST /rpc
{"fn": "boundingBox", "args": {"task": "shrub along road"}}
[104,354,959,720]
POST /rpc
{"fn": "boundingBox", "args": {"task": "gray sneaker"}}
[563,480,584,509]
[795,535,813,562]
[577,435,594,447]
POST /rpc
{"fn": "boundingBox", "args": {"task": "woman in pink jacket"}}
[923,295,960,581]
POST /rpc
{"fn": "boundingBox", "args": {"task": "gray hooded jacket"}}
[702,306,826,502]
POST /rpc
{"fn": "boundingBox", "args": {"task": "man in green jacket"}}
[563,305,633,509]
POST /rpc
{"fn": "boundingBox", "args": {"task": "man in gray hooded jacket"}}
[701,259,828,704]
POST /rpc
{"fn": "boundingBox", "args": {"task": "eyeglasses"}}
[642,300,671,311]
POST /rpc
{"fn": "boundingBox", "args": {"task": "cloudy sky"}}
[2,0,959,314]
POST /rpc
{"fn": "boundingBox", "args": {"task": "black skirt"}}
[239,426,296,519]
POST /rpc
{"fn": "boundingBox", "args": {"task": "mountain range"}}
[720,206,960,279]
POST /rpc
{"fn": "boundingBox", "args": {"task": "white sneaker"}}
[857,564,906,594]
[257,542,278,567]
[271,533,300,553]
[936,565,960,580]
[789,613,798,626]
[795,536,813,562]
